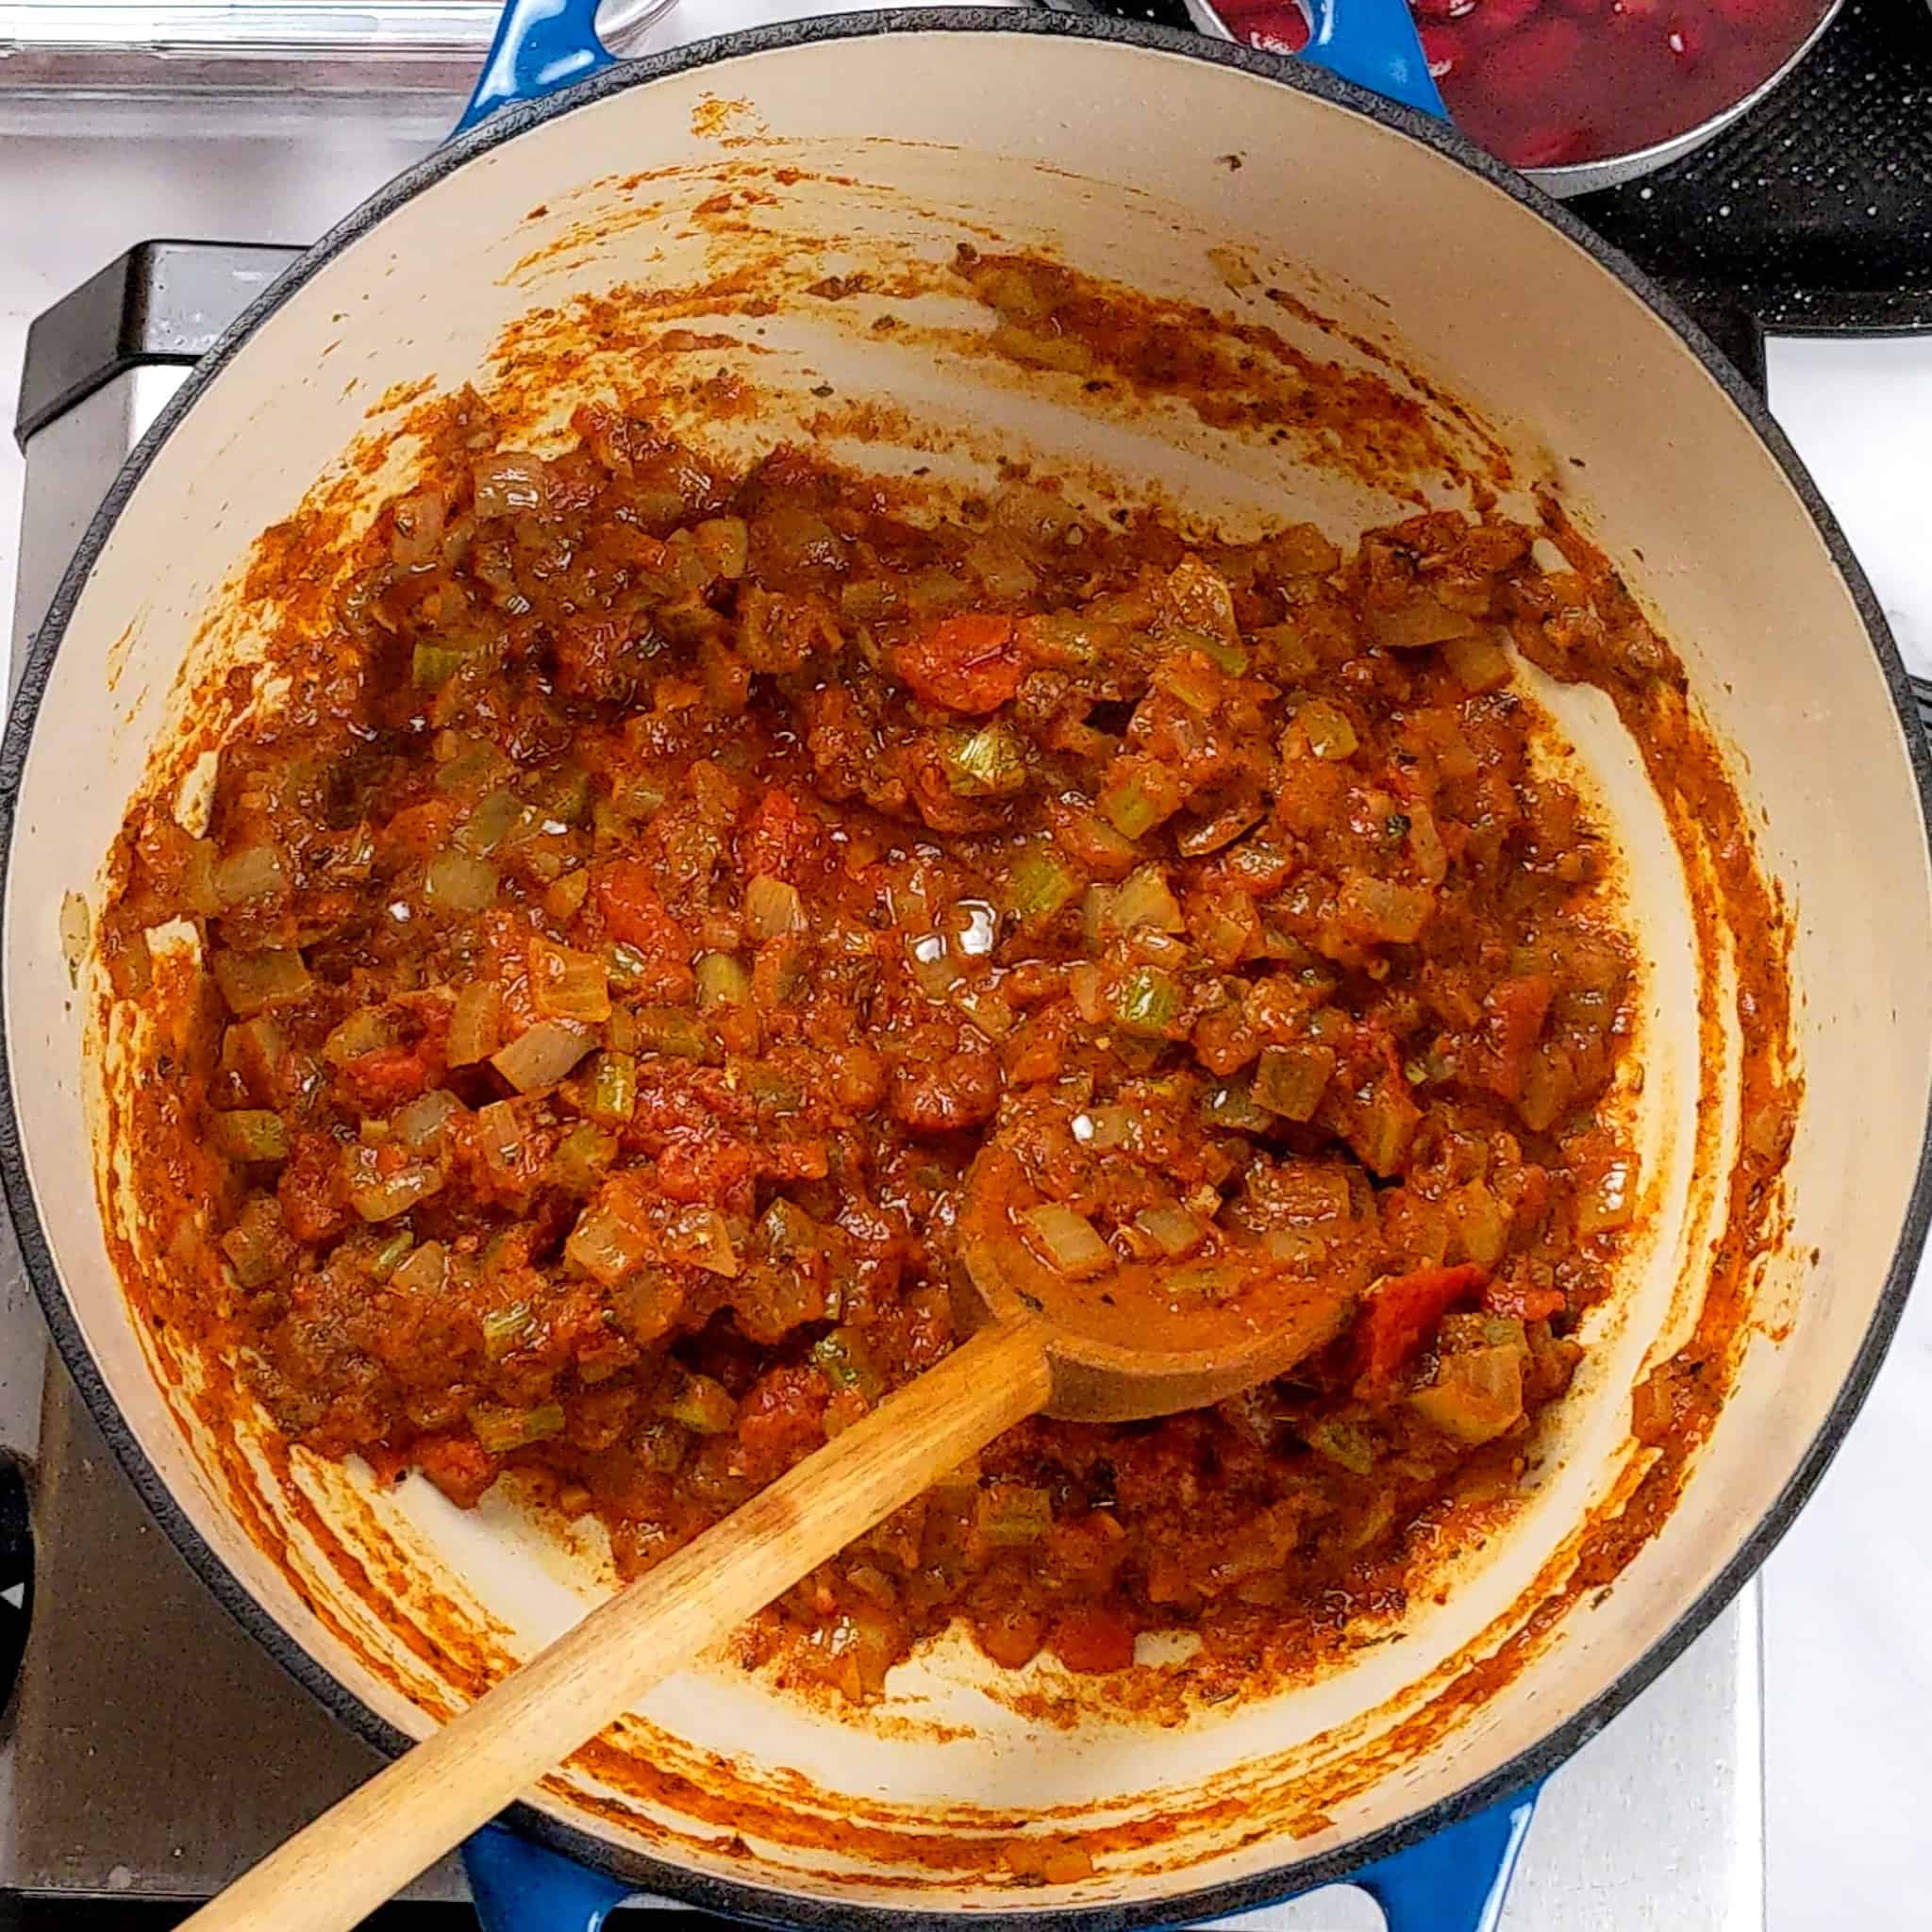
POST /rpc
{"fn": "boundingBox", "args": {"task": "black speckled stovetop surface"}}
[1098,0,1932,333]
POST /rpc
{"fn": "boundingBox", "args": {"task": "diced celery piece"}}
[584,1050,638,1126]
[1001,844,1081,924]
[1110,966,1182,1039]
[470,1400,565,1454]
[212,1109,290,1163]
[1253,1042,1337,1123]
[941,722,1028,798]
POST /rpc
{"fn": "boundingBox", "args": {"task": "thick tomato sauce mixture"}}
[104,389,1642,1698]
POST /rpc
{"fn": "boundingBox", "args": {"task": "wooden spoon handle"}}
[182,1316,1053,1932]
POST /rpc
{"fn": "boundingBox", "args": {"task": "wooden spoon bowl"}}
[182,1153,1357,1932]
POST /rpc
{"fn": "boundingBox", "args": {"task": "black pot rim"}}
[2,11,1925,1927]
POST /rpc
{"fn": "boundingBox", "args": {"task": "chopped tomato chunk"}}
[1353,1263,1490,1391]
[1482,974,1553,1102]
[892,614,1022,713]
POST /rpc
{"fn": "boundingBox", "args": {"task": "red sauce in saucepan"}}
[1216,0,1833,172]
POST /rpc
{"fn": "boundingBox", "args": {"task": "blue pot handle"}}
[1351,1782,1542,1932]
[458,0,1446,131]
[462,1824,632,1932]
[459,1782,1539,1931]
[458,0,616,132]
[1301,0,1447,119]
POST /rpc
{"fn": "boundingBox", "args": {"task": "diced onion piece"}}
[634,1006,712,1058]
[1339,875,1433,945]
[952,984,1013,1041]
[530,937,610,1023]
[1134,1201,1207,1260]
[1163,555,1241,648]
[213,842,287,908]
[1407,1346,1524,1444]
[1054,809,1140,877]
[475,1099,525,1171]
[663,1206,739,1278]
[1176,794,1266,859]
[1269,523,1341,576]
[584,1050,638,1126]
[743,874,805,941]
[1002,844,1081,924]
[1096,758,1184,839]
[694,515,750,579]
[1153,646,1227,714]
[1305,1417,1375,1474]
[1195,631,1249,676]
[1159,1259,1251,1302]
[1081,884,1114,951]
[1253,1042,1337,1123]
[1366,596,1479,650]
[941,722,1029,799]
[1353,1086,1421,1177]
[666,1372,736,1435]
[211,948,312,1017]
[528,762,593,827]
[551,1123,616,1195]
[390,489,445,565]
[907,930,963,999]
[1066,962,1108,1024]
[471,451,550,521]
[221,1194,288,1288]
[1440,1311,1526,1354]
[566,1191,651,1286]
[391,1241,447,1297]
[1080,1105,1136,1150]
[963,537,1036,601]
[491,1019,592,1093]
[469,1399,565,1455]
[212,1109,289,1163]
[1255,623,1318,676]
[1108,864,1185,935]
[1441,630,1513,693]
[1110,966,1183,1039]
[695,951,751,1008]
[759,1198,822,1265]
[446,981,503,1067]
[1203,1076,1273,1133]
[1447,1180,1510,1268]
[424,850,500,914]
[1295,698,1358,761]
[434,739,515,800]
[394,1088,461,1151]
[1019,1202,1113,1279]
[456,788,525,855]
[976,1481,1052,1546]
[412,640,468,691]
[349,1162,442,1223]
[1575,1154,1640,1236]
[323,1008,393,1066]
[370,1232,415,1281]
[1406,802,1450,888]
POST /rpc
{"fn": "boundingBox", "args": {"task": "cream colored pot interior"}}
[7,24,1926,1916]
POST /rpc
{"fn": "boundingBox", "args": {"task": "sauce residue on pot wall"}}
[80,156,1798,1898]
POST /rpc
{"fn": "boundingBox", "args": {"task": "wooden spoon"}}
[183,1158,1357,1932]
